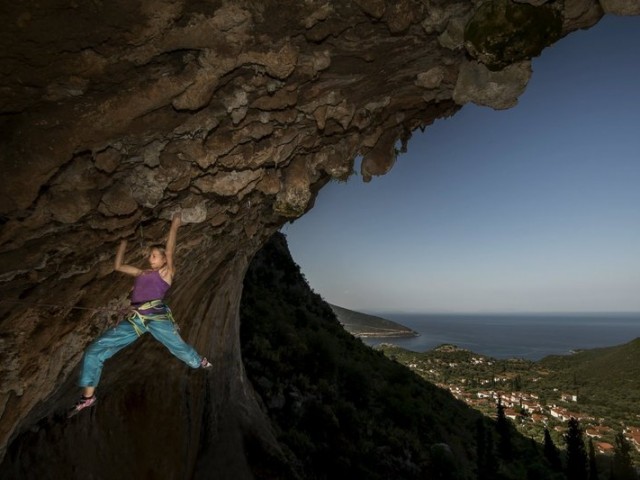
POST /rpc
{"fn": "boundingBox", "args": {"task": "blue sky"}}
[283,15,640,315]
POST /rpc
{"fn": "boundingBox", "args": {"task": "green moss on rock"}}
[464,0,563,71]
[273,198,306,218]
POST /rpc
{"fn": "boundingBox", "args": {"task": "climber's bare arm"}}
[114,240,142,277]
[164,213,181,274]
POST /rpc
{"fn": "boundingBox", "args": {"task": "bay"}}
[361,313,640,361]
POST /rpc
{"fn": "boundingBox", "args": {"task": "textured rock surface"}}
[0,0,634,477]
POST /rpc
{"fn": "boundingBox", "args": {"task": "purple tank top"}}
[131,270,171,304]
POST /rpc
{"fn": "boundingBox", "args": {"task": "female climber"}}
[69,213,212,417]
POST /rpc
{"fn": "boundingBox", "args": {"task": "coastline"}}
[360,312,640,361]
[347,330,420,338]
[331,304,419,339]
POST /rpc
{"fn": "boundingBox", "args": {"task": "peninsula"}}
[330,304,419,338]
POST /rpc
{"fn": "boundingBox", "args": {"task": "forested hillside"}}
[538,338,640,422]
[239,233,562,479]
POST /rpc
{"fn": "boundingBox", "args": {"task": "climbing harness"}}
[1,299,177,336]
[126,299,176,336]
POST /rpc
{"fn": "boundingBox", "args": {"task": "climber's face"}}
[148,248,167,270]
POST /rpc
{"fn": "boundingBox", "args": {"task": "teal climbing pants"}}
[78,306,203,387]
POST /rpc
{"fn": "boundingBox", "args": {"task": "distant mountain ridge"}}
[329,304,419,338]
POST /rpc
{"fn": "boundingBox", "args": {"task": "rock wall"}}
[0,0,637,477]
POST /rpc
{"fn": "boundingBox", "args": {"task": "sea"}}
[361,313,640,361]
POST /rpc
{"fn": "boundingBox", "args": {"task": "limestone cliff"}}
[0,0,638,477]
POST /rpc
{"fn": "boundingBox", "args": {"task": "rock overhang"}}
[0,0,639,472]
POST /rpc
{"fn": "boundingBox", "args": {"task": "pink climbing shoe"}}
[68,395,97,418]
[200,357,213,369]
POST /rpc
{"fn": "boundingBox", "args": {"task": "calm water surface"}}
[362,313,640,361]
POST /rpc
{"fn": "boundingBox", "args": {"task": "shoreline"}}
[352,332,420,338]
